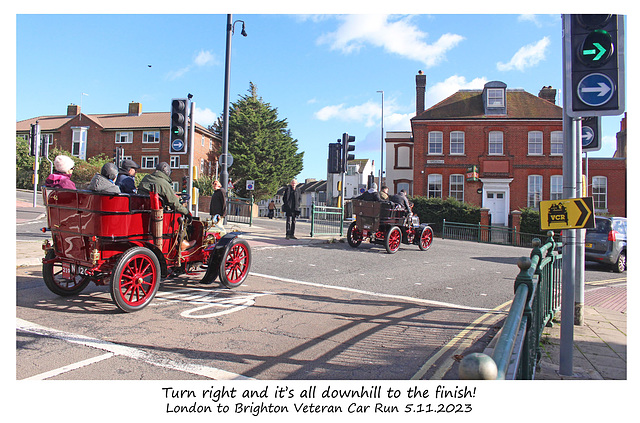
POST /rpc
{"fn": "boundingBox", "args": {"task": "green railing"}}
[459,232,562,380]
[226,196,254,226]
[310,203,344,237]
[442,219,558,248]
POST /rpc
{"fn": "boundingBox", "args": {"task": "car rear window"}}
[588,219,611,234]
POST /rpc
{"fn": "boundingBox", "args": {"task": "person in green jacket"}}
[138,162,193,249]
[138,162,189,215]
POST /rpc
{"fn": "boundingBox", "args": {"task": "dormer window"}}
[487,89,504,108]
[482,81,507,115]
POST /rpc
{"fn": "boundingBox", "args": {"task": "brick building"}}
[16,102,221,192]
[385,74,626,225]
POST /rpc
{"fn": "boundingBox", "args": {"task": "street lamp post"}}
[377,90,384,190]
[221,14,246,192]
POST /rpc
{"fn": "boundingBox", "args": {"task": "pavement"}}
[16,198,627,380]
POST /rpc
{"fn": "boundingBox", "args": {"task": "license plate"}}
[62,262,71,279]
[585,242,593,249]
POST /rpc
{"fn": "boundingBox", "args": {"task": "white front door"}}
[486,191,506,225]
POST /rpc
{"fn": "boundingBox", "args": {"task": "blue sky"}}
[15,9,629,183]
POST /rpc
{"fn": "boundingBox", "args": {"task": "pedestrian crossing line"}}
[17,318,252,380]
[23,353,115,380]
[411,300,512,380]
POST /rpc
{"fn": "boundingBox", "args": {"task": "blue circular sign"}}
[171,139,184,152]
[577,73,615,107]
[582,126,595,147]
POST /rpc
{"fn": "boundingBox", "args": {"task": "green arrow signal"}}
[583,42,607,61]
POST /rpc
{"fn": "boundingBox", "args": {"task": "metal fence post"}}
[310,203,315,237]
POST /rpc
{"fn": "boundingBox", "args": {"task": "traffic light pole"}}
[32,122,40,208]
[188,100,196,215]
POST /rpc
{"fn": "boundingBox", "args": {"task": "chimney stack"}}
[128,102,142,116]
[416,70,426,115]
[538,86,557,104]
[67,104,80,116]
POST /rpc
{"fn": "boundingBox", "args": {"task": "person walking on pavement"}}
[209,179,227,234]
[115,159,140,194]
[45,155,76,189]
[282,179,301,239]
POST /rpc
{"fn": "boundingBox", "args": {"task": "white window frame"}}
[143,131,160,143]
[449,174,464,201]
[592,176,607,211]
[428,131,443,155]
[450,131,465,155]
[550,131,563,155]
[141,156,159,169]
[488,131,503,155]
[427,174,442,198]
[528,175,543,209]
[487,88,504,108]
[115,131,133,144]
[528,131,543,155]
[71,127,88,160]
[550,175,563,200]
[170,156,180,169]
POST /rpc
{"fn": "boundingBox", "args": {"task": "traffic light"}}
[327,142,341,174]
[341,133,355,171]
[29,124,38,156]
[567,14,625,117]
[170,98,188,154]
[581,116,601,152]
[181,175,188,193]
[114,147,124,167]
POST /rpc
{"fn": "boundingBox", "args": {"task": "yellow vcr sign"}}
[540,197,595,230]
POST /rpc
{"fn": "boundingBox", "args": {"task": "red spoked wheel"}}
[219,238,251,288]
[42,249,91,296]
[418,226,434,251]
[110,247,160,312]
[385,226,402,254]
[347,221,363,248]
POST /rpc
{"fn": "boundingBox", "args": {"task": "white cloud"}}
[166,50,217,80]
[497,37,550,72]
[317,15,464,68]
[194,107,217,127]
[315,100,382,127]
[194,50,216,66]
[426,75,488,108]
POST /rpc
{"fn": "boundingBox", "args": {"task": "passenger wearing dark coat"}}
[115,159,140,194]
[209,180,227,234]
[390,189,412,213]
[88,162,121,194]
[282,179,302,239]
[355,183,381,202]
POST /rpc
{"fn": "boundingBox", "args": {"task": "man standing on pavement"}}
[282,179,301,239]
[209,179,227,234]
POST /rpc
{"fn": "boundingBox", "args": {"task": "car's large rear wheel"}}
[110,247,160,312]
[385,226,402,254]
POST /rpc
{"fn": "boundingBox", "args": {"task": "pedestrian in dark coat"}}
[282,179,301,239]
[209,179,227,232]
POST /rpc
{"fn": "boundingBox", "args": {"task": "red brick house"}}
[385,76,626,225]
[16,102,221,192]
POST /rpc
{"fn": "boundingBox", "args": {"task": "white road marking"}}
[24,352,115,380]
[16,318,252,380]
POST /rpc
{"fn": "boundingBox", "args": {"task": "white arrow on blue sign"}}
[581,126,594,146]
[171,139,184,151]
[577,73,615,107]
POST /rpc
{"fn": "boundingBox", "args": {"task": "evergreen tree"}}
[225,83,304,200]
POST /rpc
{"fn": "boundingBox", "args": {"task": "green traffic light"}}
[580,29,613,65]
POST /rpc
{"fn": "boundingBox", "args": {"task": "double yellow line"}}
[411,300,512,380]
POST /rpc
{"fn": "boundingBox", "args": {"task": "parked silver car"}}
[585,217,627,273]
